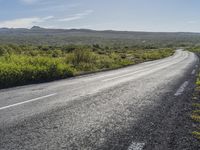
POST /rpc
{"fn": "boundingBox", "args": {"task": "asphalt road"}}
[0,49,199,150]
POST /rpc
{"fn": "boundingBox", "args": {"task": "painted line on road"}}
[191,69,196,75]
[127,142,145,150]
[0,93,57,111]
[102,52,188,82]
[174,81,189,96]
[102,70,142,82]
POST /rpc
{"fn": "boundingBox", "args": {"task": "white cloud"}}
[58,16,82,22]
[0,9,93,28]
[0,16,54,28]
[58,10,93,22]
[42,16,54,20]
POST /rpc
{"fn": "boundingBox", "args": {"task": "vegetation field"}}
[189,47,200,140]
[191,76,200,140]
[0,44,174,88]
[1,27,200,48]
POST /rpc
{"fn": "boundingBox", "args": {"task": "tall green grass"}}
[0,55,75,87]
[0,45,174,88]
[191,73,200,140]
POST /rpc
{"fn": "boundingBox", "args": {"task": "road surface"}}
[0,50,199,150]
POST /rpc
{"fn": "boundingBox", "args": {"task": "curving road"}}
[0,49,199,150]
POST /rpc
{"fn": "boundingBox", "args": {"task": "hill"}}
[0,27,200,47]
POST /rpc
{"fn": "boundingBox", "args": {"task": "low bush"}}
[191,74,200,141]
[0,55,75,88]
[192,131,200,140]
[0,44,174,88]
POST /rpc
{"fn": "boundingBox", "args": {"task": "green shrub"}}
[0,44,174,88]
[192,131,200,140]
[191,114,200,122]
[0,55,75,88]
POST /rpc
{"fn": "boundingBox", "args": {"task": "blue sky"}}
[0,0,200,32]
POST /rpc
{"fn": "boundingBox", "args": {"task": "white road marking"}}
[86,51,182,82]
[191,69,196,75]
[127,142,145,150]
[102,70,143,82]
[0,93,57,111]
[174,81,189,96]
[102,53,188,82]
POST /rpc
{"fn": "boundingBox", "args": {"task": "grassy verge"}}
[187,47,200,140]
[191,68,200,140]
[0,44,174,88]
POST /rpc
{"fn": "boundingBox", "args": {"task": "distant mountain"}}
[31,26,44,30]
[0,26,200,46]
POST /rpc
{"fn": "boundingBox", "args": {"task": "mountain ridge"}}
[0,26,200,46]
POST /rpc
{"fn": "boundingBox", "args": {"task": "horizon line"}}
[0,26,200,34]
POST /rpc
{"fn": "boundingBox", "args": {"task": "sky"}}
[0,0,200,32]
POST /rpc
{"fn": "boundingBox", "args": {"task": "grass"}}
[0,44,174,88]
[191,114,200,122]
[192,103,200,108]
[0,55,76,87]
[191,71,200,140]
[192,131,200,140]
[193,110,200,114]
